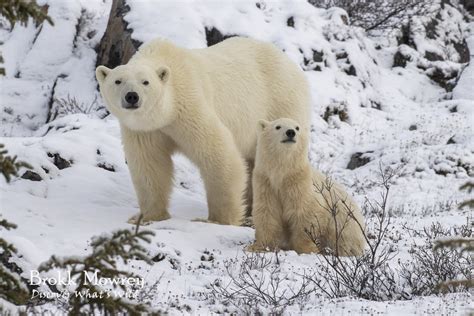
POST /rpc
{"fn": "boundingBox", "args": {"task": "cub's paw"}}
[127,212,171,225]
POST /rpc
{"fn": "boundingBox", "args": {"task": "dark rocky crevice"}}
[204,27,238,47]
[96,0,142,69]
[347,152,373,170]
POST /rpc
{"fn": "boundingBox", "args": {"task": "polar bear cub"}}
[249,118,366,256]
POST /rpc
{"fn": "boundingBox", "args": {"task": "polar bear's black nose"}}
[125,92,139,105]
[286,129,296,138]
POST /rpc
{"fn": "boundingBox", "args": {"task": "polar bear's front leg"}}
[200,145,247,226]
[121,127,175,224]
[248,174,285,251]
[179,120,246,226]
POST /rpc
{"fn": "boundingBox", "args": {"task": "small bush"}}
[210,252,315,315]
[306,165,408,300]
[49,95,106,121]
[305,165,471,300]
[309,0,434,32]
[401,221,472,295]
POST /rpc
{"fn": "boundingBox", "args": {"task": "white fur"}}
[250,118,366,256]
[96,38,311,225]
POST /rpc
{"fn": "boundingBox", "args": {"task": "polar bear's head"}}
[256,118,308,159]
[96,63,172,131]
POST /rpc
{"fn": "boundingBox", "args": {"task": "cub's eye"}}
[296,126,300,131]
[115,80,121,85]
[143,80,149,86]
[276,126,281,130]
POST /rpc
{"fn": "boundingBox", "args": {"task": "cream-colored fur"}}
[95,38,311,225]
[250,118,366,256]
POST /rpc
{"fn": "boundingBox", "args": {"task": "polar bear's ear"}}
[157,66,170,83]
[96,66,111,84]
[258,119,270,132]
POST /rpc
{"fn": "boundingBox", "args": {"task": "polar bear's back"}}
[133,37,310,160]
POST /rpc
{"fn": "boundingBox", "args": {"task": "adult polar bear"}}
[96,37,311,225]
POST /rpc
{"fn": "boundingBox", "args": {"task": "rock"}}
[97,162,115,172]
[424,51,444,62]
[48,153,71,170]
[96,0,142,68]
[204,27,236,47]
[323,102,349,123]
[347,152,373,170]
[397,24,415,47]
[428,67,458,91]
[151,253,166,263]
[393,50,410,68]
[424,18,439,40]
[345,64,357,76]
[453,39,470,63]
[21,170,42,181]
[370,100,382,110]
[287,16,295,28]
[460,0,474,14]
[312,50,324,62]
[409,124,417,131]
[336,51,348,59]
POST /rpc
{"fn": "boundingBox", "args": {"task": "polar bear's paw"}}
[127,212,171,225]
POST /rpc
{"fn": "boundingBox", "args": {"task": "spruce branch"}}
[38,227,156,315]
[0,144,32,183]
[0,217,31,305]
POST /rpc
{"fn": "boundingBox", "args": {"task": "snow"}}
[0,0,473,314]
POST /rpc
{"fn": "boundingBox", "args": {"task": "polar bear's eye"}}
[276,126,281,130]
[115,80,121,85]
[296,126,300,131]
[143,80,149,86]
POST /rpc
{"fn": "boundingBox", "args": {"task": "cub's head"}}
[96,63,171,131]
[257,118,308,158]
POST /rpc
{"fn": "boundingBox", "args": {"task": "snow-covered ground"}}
[1,0,473,314]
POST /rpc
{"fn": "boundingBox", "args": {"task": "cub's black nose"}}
[286,129,296,138]
[125,91,139,105]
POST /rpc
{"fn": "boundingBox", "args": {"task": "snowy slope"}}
[0,0,473,314]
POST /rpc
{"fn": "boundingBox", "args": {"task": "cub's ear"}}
[258,119,270,132]
[157,66,170,83]
[96,66,111,84]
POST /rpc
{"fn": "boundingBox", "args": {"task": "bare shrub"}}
[401,220,473,295]
[309,0,435,32]
[305,165,409,300]
[210,251,315,315]
[305,161,471,301]
[49,95,107,121]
